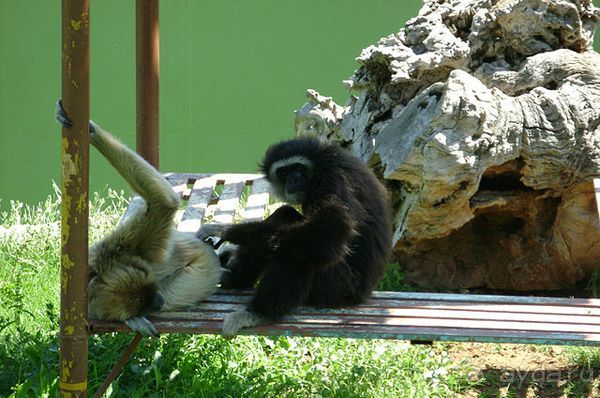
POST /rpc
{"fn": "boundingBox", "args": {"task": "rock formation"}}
[295,0,600,290]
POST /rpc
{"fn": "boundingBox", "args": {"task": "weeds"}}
[586,269,600,298]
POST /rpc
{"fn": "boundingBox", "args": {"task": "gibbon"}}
[56,100,221,336]
[199,137,393,336]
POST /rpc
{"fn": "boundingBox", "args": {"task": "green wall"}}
[0,0,421,208]
[0,0,598,208]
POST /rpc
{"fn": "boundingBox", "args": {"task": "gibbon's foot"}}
[222,309,267,338]
[55,98,97,133]
[125,316,159,337]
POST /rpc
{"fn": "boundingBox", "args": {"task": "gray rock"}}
[294,0,600,290]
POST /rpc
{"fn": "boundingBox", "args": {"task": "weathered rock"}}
[295,0,600,290]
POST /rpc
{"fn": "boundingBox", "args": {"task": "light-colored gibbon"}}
[56,100,221,336]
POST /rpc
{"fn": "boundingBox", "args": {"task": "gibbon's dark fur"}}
[214,137,393,325]
[56,100,221,336]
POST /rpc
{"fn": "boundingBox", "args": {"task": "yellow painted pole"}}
[60,0,90,396]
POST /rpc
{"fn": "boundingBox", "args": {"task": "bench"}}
[88,175,600,397]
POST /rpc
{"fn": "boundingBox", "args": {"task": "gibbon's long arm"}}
[89,122,180,261]
[88,122,179,214]
[56,100,177,211]
[275,199,357,267]
[198,205,303,247]
[56,99,179,261]
[198,220,276,248]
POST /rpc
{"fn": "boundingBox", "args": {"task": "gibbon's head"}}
[87,257,164,321]
[260,138,326,204]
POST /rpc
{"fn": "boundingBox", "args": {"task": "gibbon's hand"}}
[199,222,274,247]
[310,197,358,238]
[222,309,266,338]
[196,223,230,240]
[55,99,97,134]
[264,205,304,226]
[223,223,277,246]
[216,242,238,267]
[125,316,159,337]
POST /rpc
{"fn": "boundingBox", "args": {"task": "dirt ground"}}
[444,343,600,397]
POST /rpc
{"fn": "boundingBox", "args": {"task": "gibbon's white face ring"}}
[268,156,313,203]
[268,156,313,182]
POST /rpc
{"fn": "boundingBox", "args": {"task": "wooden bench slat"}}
[212,181,245,224]
[371,291,600,306]
[242,177,270,222]
[203,296,600,316]
[210,288,600,307]
[177,176,217,232]
[165,172,210,185]
[164,302,600,324]
[147,313,600,336]
[206,290,600,310]
[165,173,193,189]
[88,320,600,346]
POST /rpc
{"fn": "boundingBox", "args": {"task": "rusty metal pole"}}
[91,334,143,398]
[136,0,160,168]
[60,0,90,397]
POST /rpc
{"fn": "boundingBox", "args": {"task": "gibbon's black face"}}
[261,138,329,205]
[266,157,313,204]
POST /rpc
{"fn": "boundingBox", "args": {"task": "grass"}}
[586,269,600,298]
[1,187,599,397]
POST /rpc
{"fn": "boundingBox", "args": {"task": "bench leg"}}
[92,333,143,398]
[410,340,433,345]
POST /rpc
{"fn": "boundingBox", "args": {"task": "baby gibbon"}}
[56,100,221,336]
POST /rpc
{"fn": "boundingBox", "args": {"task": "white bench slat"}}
[177,176,217,232]
[242,177,270,222]
[212,177,248,224]
[176,303,600,325]
[207,289,600,307]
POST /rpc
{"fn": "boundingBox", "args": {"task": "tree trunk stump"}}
[295,0,600,291]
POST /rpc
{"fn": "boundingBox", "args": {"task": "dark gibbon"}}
[199,137,393,336]
[56,100,221,336]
